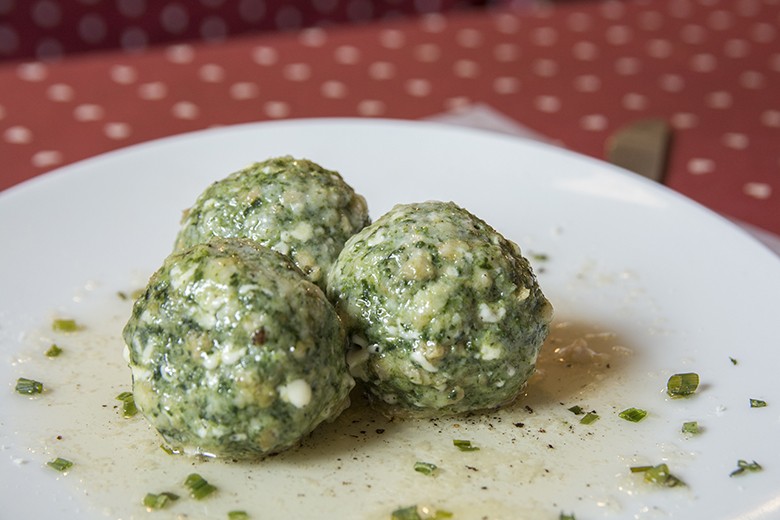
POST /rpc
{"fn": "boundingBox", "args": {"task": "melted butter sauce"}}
[6,268,694,520]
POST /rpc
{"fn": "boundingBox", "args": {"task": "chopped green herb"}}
[390,506,453,520]
[580,412,599,425]
[159,444,180,455]
[531,252,549,262]
[453,439,479,452]
[47,457,73,472]
[391,506,421,520]
[143,492,179,510]
[631,463,685,487]
[730,460,762,477]
[184,473,217,500]
[750,399,767,408]
[52,318,82,332]
[15,377,44,395]
[228,512,250,520]
[115,391,138,418]
[45,344,63,357]
[414,461,438,476]
[682,421,700,435]
[667,372,699,398]
[560,513,576,520]
[619,407,648,422]
[729,357,738,365]
[567,405,584,415]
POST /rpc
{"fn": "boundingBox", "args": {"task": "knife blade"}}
[605,118,672,183]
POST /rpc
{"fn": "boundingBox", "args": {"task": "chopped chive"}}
[453,439,479,451]
[159,444,180,455]
[667,372,699,398]
[115,391,138,418]
[531,252,549,261]
[619,407,648,422]
[560,513,576,520]
[52,318,82,332]
[45,344,63,357]
[681,421,700,435]
[580,412,599,425]
[143,492,179,510]
[631,463,685,487]
[47,457,73,472]
[729,357,738,365]
[567,405,584,415]
[730,460,762,477]
[15,377,44,395]
[391,506,421,520]
[750,399,767,408]
[228,512,250,520]
[413,461,438,476]
[184,473,217,499]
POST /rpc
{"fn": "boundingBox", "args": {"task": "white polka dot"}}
[646,38,673,58]
[321,80,347,99]
[46,83,74,102]
[493,43,519,62]
[117,0,145,18]
[36,38,63,60]
[638,10,664,31]
[688,158,715,175]
[275,5,302,29]
[690,53,717,72]
[760,109,780,127]
[165,44,194,64]
[769,53,780,72]
[138,81,168,100]
[493,76,520,94]
[172,101,200,119]
[743,182,772,199]
[534,95,561,113]
[614,57,640,75]
[264,101,290,118]
[299,27,326,47]
[724,38,751,58]
[531,27,558,46]
[420,12,447,33]
[4,126,32,143]
[606,25,632,45]
[750,22,776,43]
[572,41,598,60]
[31,150,62,168]
[532,58,558,77]
[599,0,625,20]
[494,13,520,34]
[659,74,684,92]
[32,0,62,28]
[16,62,47,82]
[680,24,706,44]
[110,64,137,84]
[456,28,482,48]
[201,16,228,41]
[313,0,337,14]
[283,63,311,81]
[346,0,372,21]
[580,114,607,131]
[671,112,698,129]
[199,63,225,82]
[566,12,592,32]
[104,122,131,140]
[79,13,107,44]
[73,104,104,121]
[706,91,733,109]
[622,93,648,111]
[379,29,405,49]
[121,27,148,51]
[252,46,278,66]
[356,99,385,116]
[334,45,360,64]
[0,0,14,15]
[707,9,733,31]
[161,3,189,34]
[415,0,443,14]
[239,0,265,23]
[722,132,749,150]
[453,59,480,78]
[368,61,394,80]
[405,78,432,97]
[414,43,440,62]
[443,96,471,112]
[736,0,761,17]
[230,82,259,100]
[740,70,765,89]
[668,1,693,19]
[574,74,601,92]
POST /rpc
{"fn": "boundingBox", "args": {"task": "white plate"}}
[1,118,779,520]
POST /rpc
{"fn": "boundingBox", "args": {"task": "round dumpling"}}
[327,201,553,417]
[173,156,370,289]
[123,238,355,459]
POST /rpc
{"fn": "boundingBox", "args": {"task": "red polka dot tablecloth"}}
[1,0,778,235]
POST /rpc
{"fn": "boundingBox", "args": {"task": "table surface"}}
[1,0,778,235]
